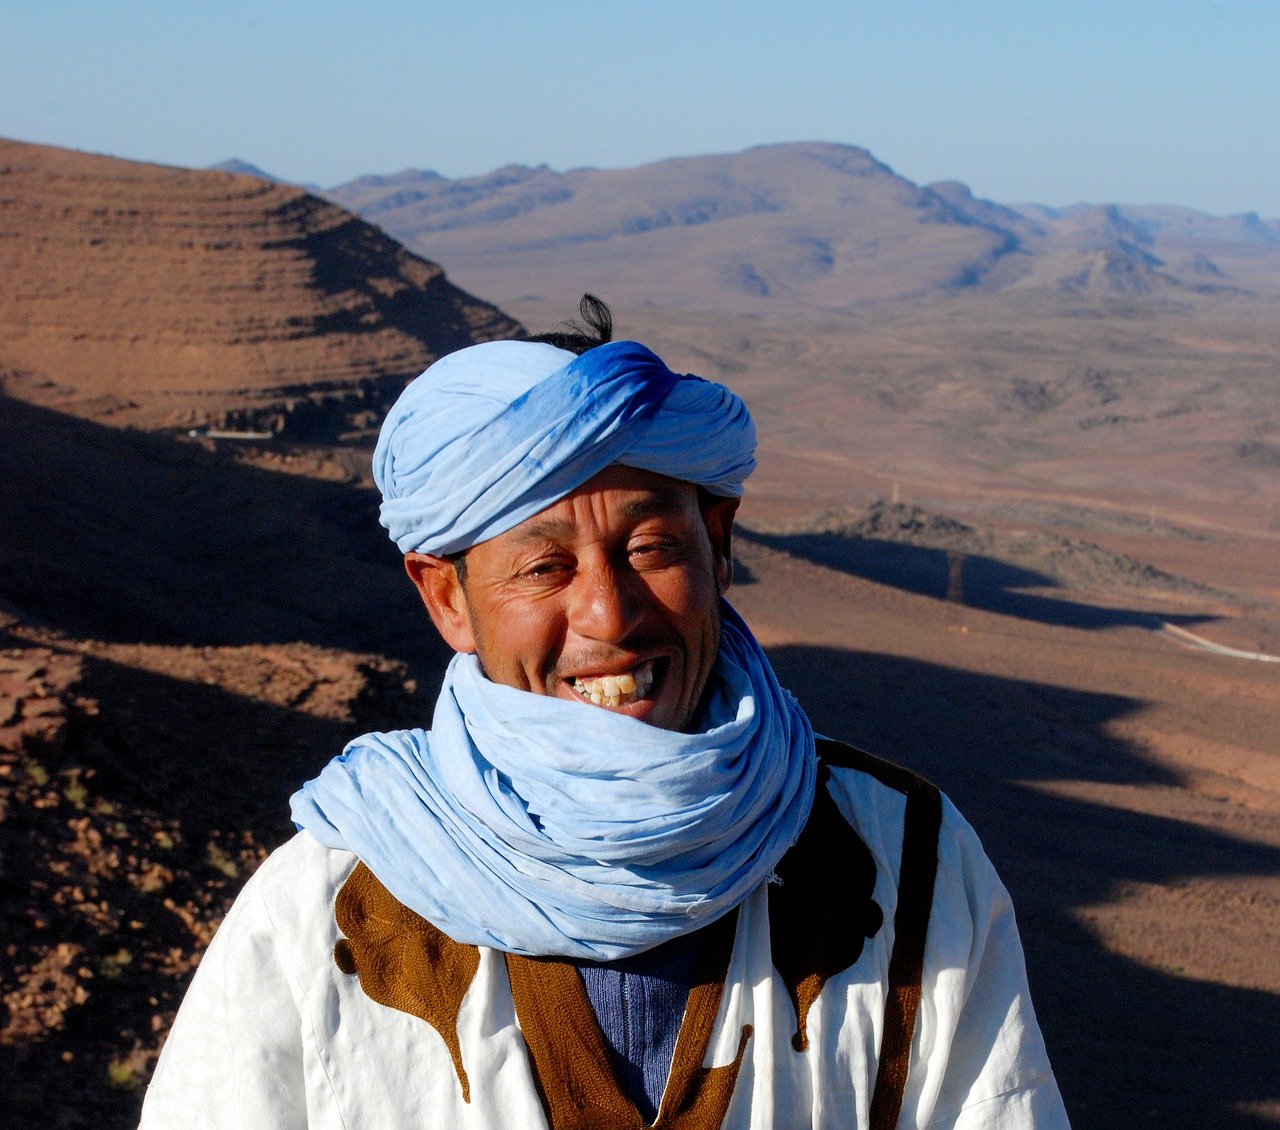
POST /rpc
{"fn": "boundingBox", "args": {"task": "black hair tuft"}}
[525,294,614,355]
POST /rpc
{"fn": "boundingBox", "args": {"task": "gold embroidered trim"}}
[332,862,480,1102]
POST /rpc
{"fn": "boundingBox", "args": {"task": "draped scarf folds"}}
[290,604,816,960]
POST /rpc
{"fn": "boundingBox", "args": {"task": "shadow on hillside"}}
[267,205,510,355]
[70,649,431,847]
[742,529,1219,632]
[766,642,1280,1130]
[0,393,453,683]
[0,637,435,1130]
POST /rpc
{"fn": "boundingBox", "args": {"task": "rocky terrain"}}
[0,388,459,1127]
[727,534,1280,1130]
[0,137,520,437]
[2,137,1278,1128]
[562,294,1280,560]
[4,408,1276,1127]
[0,627,427,1126]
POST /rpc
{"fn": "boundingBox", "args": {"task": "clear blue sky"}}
[4,0,1278,216]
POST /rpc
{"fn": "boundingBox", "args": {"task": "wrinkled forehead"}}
[492,466,702,543]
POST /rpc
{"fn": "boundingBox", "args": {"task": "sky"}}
[3,0,1279,217]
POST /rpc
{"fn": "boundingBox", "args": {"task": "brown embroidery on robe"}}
[505,908,750,1130]
[768,758,885,1051]
[810,738,943,1130]
[332,862,480,1102]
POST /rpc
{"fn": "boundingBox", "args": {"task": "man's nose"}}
[569,564,643,643]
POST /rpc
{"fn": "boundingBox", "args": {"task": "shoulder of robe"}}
[769,738,943,1054]
[814,736,941,799]
[233,830,359,946]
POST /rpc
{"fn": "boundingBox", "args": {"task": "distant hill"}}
[208,157,282,181]
[325,142,1280,312]
[995,200,1280,297]
[325,143,1017,311]
[0,138,521,433]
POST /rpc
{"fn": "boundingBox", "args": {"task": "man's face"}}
[406,466,737,732]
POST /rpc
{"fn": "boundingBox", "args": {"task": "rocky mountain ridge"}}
[322,141,1280,311]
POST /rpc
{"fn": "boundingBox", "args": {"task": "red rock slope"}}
[0,137,520,432]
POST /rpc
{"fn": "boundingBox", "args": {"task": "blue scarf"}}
[291,603,816,960]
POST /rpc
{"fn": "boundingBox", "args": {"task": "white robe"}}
[138,761,1070,1129]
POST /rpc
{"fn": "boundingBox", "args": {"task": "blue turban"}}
[373,339,756,555]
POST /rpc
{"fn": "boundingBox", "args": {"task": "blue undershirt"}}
[574,928,705,1122]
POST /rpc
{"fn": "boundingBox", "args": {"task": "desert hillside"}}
[505,292,1280,580]
[0,396,449,1125]
[1,138,1278,1130]
[4,406,1277,1128]
[0,137,521,435]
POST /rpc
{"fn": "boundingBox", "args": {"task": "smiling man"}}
[139,302,1069,1129]
[406,463,736,733]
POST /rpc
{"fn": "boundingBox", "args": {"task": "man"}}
[139,301,1070,1129]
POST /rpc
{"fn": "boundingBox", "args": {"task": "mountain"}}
[208,157,283,181]
[1004,201,1280,295]
[325,142,1021,311]
[325,142,1280,312]
[0,138,521,433]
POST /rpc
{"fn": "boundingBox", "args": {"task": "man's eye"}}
[522,560,568,579]
[629,540,679,563]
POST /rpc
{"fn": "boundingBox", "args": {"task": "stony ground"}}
[0,620,427,1128]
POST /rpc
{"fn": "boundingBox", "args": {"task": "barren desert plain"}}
[2,137,1279,1128]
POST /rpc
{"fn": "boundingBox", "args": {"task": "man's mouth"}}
[570,660,656,708]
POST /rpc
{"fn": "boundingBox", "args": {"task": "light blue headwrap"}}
[292,337,816,959]
[373,338,756,555]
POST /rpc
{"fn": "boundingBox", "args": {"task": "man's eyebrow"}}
[508,517,575,543]
[509,491,689,544]
[619,490,689,520]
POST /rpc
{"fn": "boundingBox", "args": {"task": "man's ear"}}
[404,552,477,653]
[700,495,740,596]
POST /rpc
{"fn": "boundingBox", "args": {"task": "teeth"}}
[573,663,654,707]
